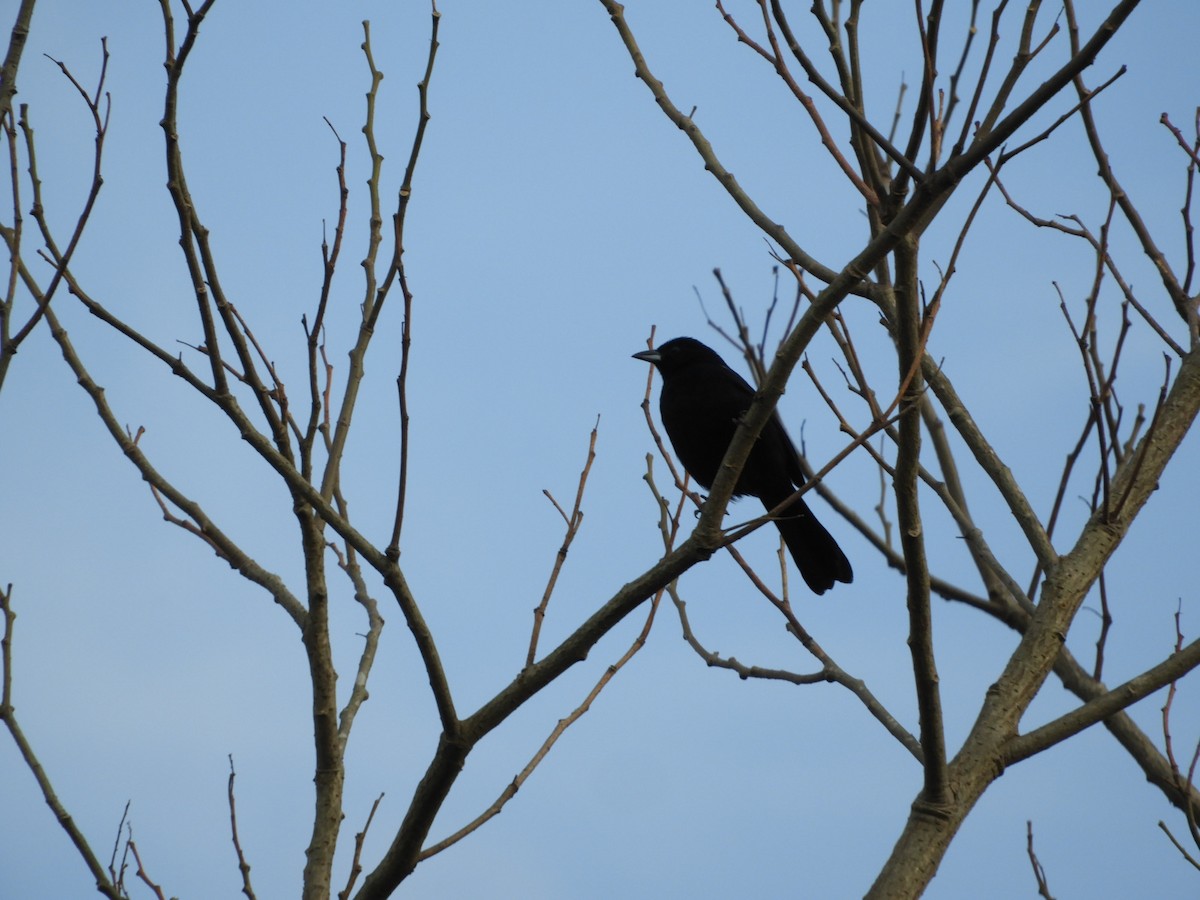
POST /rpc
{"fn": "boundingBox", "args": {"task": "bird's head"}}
[632,337,724,374]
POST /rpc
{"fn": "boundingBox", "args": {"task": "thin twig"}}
[1160,606,1200,862]
[1026,820,1056,900]
[526,418,600,668]
[128,838,168,900]
[227,756,257,900]
[0,41,109,388]
[421,588,664,861]
[1,587,122,900]
[339,794,385,900]
[388,1,441,557]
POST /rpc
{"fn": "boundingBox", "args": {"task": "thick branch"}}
[0,0,37,124]
[893,238,948,806]
[1008,637,1200,764]
[869,337,1200,898]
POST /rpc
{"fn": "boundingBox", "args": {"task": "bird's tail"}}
[763,491,853,595]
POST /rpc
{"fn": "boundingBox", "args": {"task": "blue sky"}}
[3,2,1199,897]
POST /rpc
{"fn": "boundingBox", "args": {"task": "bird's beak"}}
[632,349,661,364]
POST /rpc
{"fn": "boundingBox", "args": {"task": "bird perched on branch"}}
[633,336,852,594]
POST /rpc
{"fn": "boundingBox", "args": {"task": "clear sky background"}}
[3,2,1199,898]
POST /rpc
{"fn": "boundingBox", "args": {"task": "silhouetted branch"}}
[526,418,600,668]
[339,794,384,900]
[388,1,441,557]
[422,585,663,861]
[0,587,122,900]
[227,757,257,900]
[1026,820,1056,900]
[1158,608,1200,866]
[0,39,109,390]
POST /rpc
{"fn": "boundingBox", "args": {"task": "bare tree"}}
[601,2,1200,895]
[2,1,1199,898]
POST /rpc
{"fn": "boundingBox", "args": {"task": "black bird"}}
[634,337,852,594]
